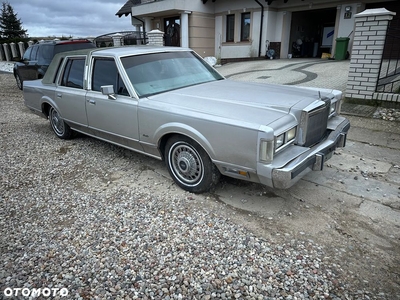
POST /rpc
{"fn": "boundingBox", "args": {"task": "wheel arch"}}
[41,98,61,118]
[156,123,217,162]
[42,102,52,117]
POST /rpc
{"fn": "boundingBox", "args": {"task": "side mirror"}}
[100,85,116,100]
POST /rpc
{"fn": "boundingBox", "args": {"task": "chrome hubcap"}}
[51,109,64,135]
[170,143,203,185]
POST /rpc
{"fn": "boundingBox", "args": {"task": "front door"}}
[164,17,180,47]
[85,57,142,151]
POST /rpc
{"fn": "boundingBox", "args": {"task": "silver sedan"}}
[23,46,350,193]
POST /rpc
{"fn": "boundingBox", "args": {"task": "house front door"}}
[164,17,180,47]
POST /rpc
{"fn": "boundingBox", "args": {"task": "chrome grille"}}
[299,100,330,147]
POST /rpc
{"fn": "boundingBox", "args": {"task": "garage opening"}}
[289,8,337,58]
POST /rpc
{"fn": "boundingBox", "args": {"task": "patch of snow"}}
[0,61,14,73]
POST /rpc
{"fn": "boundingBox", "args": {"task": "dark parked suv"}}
[13,39,96,90]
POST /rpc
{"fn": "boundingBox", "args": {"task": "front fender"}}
[154,122,217,159]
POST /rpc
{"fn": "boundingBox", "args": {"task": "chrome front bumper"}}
[260,117,350,189]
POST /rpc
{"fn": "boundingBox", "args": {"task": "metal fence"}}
[377,17,400,94]
[94,31,147,47]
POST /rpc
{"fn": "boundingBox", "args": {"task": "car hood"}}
[147,79,334,127]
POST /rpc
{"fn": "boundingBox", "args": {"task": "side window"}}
[92,58,129,96]
[22,47,32,61]
[39,45,54,65]
[30,46,39,61]
[61,58,85,89]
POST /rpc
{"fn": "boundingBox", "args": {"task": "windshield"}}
[120,51,223,97]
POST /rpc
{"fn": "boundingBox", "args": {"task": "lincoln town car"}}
[23,46,350,193]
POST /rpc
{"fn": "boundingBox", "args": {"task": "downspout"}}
[133,16,146,42]
[255,0,264,57]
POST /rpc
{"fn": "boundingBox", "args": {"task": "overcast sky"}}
[7,0,133,38]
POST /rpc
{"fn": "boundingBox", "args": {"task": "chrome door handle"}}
[56,93,62,98]
[88,99,96,105]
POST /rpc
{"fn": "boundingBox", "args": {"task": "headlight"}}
[287,127,297,141]
[275,127,297,152]
[276,134,284,149]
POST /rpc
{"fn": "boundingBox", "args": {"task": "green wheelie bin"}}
[335,37,350,60]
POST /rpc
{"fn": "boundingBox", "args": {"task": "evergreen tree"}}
[0,1,27,40]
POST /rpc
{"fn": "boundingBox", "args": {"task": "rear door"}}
[54,57,88,128]
[85,57,142,150]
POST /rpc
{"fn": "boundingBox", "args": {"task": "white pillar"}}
[18,42,25,58]
[180,11,190,48]
[10,42,18,58]
[143,17,153,34]
[3,44,11,61]
[0,46,5,61]
[112,33,124,47]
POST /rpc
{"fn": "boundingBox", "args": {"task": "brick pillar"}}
[112,33,124,47]
[147,29,164,46]
[345,8,396,102]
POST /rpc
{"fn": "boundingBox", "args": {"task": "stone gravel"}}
[0,72,393,300]
[373,107,400,122]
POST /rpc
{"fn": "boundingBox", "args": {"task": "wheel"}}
[49,107,73,139]
[165,135,220,193]
[15,73,23,90]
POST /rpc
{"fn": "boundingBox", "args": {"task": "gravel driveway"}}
[0,72,398,299]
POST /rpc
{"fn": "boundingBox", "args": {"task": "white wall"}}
[281,11,292,58]
[214,0,260,12]
[221,44,254,59]
[214,1,267,60]
[133,0,215,16]
[337,3,358,38]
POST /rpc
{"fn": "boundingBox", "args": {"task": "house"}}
[116,0,399,62]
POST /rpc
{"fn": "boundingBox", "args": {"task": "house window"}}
[241,12,251,41]
[226,14,235,42]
